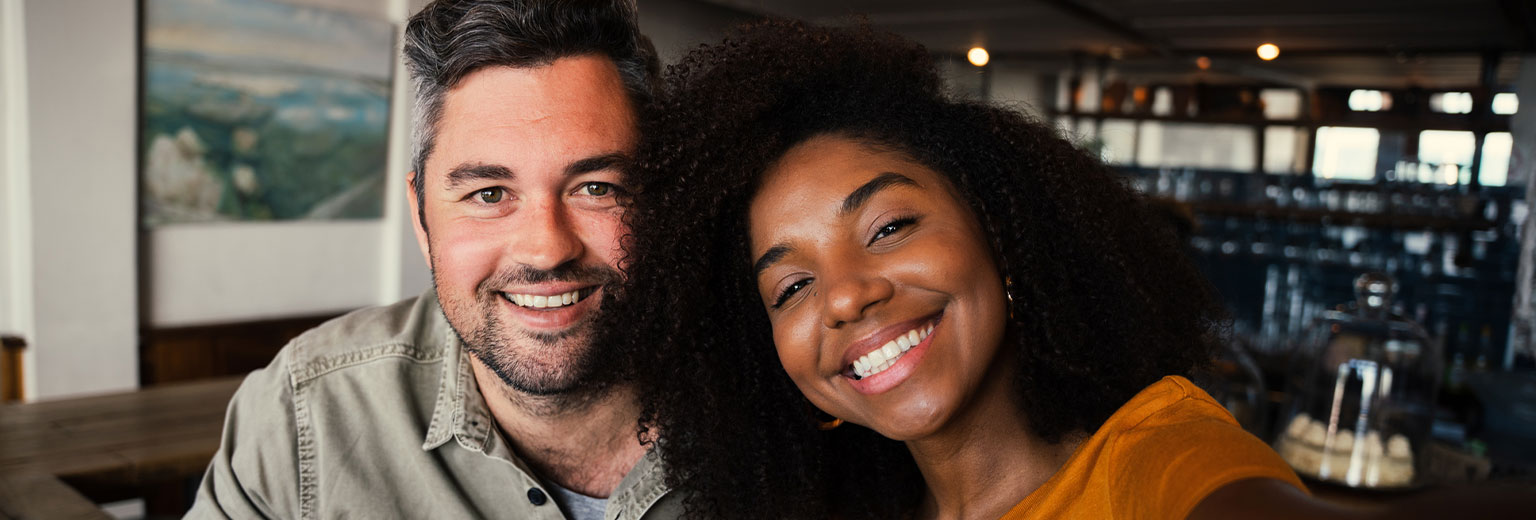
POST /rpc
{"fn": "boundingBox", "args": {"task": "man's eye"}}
[476,188,504,203]
[582,182,614,197]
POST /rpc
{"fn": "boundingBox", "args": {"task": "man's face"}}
[408,56,637,395]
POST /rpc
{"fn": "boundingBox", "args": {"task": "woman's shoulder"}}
[1003,376,1304,519]
[1102,375,1307,517]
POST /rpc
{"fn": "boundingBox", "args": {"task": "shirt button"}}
[527,488,548,506]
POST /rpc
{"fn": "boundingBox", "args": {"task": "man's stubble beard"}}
[431,255,630,406]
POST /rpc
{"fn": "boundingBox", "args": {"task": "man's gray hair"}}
[402,0,657,230]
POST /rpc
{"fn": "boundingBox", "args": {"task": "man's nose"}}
[820,267,894,329]
[508,196,584,271]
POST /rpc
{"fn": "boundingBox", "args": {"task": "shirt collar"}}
[421,304,496,453]
[416,293,673,511]
[608,449,673,518]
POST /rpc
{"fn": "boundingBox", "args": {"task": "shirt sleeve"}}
[186,348,302,519]
[1110,396,1307,519]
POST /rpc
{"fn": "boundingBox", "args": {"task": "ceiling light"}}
[967,47,990,67]
[1196,56,1211,70]
[1257,43,1280,61]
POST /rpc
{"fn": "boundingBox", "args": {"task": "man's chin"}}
[462,322,614,394]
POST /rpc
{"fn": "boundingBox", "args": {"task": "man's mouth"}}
[500,287,599,309]
[845,320,937,380]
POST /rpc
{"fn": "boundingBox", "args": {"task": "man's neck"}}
[470,358,647,498]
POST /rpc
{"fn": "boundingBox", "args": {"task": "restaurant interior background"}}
[1,0,1534,517]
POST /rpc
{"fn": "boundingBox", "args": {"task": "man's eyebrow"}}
[839,173,919,217]
[565,152,630,177]
[444,163,514,190]
[753,244,793,278]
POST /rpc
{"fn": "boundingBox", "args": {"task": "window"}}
[1138,122,1255,171]
[1480,132,1512,186]
[1313,127,1379,181]
[1264,126,1307,174]
[1419,130,1475,185]
[1262,89,1302,119]
[1100,119,1138,165]
[1347,90,1392,112]
[1492,93,1519,115]
[1152,87,1174,116]
[1429,92,1474,114]
[1075,118,1098,142]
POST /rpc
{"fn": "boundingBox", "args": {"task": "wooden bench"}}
[0,377,242,517]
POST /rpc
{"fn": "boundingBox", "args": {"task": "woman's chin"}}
[858,404,953,442]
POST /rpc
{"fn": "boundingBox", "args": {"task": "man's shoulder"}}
[279,293,453,385]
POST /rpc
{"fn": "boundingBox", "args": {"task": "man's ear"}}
[406,171,431,267]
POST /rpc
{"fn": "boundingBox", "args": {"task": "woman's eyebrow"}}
[753,244,792,278]
[839,172,918,217]
[754,173,917,278]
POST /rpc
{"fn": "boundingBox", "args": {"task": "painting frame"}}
[138,0,396,227]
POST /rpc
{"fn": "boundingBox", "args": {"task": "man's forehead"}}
[426,56,638,180]
[443,57,632,121]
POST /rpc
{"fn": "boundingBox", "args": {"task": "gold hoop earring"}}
[1004,276,1016,319]
[807,402,844,430]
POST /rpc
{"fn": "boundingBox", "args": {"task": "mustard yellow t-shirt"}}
[1002,376,1306,519]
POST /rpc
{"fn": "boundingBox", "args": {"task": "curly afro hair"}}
[612,19,1228,520]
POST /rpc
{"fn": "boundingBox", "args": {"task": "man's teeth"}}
[507,289,585,309]
[851,323,935,379]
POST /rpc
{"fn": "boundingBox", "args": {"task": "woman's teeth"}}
[506,289,586,309]
[851,323,935,379]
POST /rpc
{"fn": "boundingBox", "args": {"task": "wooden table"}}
[0,377,243,519]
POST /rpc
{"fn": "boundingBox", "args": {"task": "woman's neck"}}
[904,365,1084,520]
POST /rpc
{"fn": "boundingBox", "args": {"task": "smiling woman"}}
[612,19,1302,520]
[748,136,1011,440]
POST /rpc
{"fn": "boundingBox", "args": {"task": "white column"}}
[19,0,139,399]
[1,0,37,399]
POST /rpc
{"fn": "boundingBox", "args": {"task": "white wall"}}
[0,0,17,341]
[149,223,387,325]
[18,0,139,399]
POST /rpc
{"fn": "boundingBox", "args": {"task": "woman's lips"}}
[845,321,935,380]
[842,314,942,395]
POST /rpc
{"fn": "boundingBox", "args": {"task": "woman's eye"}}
[582,182,614,197]
[870,217,918,244]
[476,188,504,204]
[773,278,812,308]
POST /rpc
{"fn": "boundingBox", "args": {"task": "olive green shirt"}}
[187,292,680,519]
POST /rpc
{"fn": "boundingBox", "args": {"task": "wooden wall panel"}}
[141,313,342,386]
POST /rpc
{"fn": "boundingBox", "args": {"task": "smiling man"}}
[188,1,679,518]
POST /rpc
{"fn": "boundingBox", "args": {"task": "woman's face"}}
[748,135,1009,440]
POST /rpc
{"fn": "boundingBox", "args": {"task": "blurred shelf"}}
[1057,110,1511,133]
[1161,198,1497,232]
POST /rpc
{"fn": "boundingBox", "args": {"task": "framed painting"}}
[141,0,393,225]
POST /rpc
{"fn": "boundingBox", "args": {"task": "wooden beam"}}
[1038,0,1175,57]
